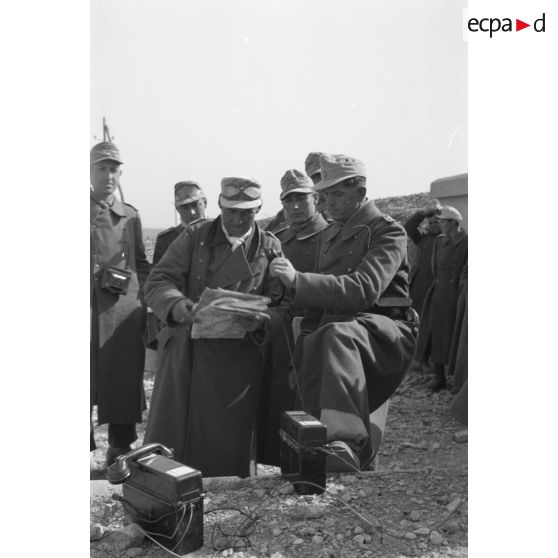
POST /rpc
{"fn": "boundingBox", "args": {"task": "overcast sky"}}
[91,0,467,228]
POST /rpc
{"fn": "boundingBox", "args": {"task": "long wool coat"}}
[90,196,150,425]
[144,218,285,478]
[404,211,439,315]
[290,200,417,465]
[416,230,468,365]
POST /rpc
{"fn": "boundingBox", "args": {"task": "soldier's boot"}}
[429,364,447,392]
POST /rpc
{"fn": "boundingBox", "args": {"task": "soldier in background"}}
[404,199,442,316]
[416,206,468,392]
[257,169,329,464]
[147,182,208,350]
[304,151,330,220]
[152,181,208,265]
[90,142,151,467]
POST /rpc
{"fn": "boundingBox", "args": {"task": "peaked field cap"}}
[280,169,315,200]
[304,151,326,177]
[439,205,463,222]
[174,181,205,207]
[219,176,263,209]
[314,153,367,191]
[90,141,123,165]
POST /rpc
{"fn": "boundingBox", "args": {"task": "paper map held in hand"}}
[190,287,271,339]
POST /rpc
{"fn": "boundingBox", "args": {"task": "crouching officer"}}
[270,153,418,472]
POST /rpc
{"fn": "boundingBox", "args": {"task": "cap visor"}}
[219,197,262,209]
[280,187,315,200]
[175,194,204,207]
[314,173,358,191]
[91,156,123,165]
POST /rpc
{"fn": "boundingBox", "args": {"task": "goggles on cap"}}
[222,184,261,199]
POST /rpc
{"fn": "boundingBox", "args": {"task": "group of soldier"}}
[90,140,468,477]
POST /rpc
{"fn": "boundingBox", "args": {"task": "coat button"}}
[200,241,204,246]
[347,267,353,272]
[196,275,202,280]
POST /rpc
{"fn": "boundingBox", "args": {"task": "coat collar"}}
[322,199,382,243]
[280,212,329,242]
[90,193,126,217]
[207,216,261,255]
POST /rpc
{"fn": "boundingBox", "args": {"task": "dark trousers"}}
[90,420,137,451]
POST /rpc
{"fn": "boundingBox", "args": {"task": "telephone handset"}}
[107,443,174,485]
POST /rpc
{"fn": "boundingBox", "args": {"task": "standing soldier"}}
[404,200,442,316]
[275,169,329,271]
[257,169,329,464]
[152,181,208,265]
[416,206,468,391]
[90,141,151,467]
[144,177,286,477]
[148,182,208,350]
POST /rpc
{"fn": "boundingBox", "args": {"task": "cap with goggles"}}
[219,177,263,209]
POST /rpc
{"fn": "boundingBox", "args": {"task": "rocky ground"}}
[90,359,467,558]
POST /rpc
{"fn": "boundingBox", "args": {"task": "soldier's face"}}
[90,160,121,198]
[282,192,317,227]
[440,219,458,235]
[427,216,441,234]
[323,183,364,223]
[177,199,206,225]
[221,207,259,237]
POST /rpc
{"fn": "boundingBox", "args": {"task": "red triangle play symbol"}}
[516,19,530,31]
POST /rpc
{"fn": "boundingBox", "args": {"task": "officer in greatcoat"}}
[257,169,328,465]
[90,142,151,466]
[270,154,418,471]
[144,177,286,478]
[415,206,468,391]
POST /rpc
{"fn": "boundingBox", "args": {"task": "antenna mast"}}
[101,117,124,202]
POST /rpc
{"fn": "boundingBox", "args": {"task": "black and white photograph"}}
[89,1,469,556]
[2,0,551,556]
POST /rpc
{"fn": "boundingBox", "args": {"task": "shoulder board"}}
[273,225,288,236]
[380,214,395,223]
[157,226,177,237]
[122,201,139,212]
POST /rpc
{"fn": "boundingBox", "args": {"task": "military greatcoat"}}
[289,200,417,465]
[144,218,286,478]
[404,211,439,315]
[415,230,468,365]
[90,195,150,425]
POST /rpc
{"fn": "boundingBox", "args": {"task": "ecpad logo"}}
[468,13,546,38]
